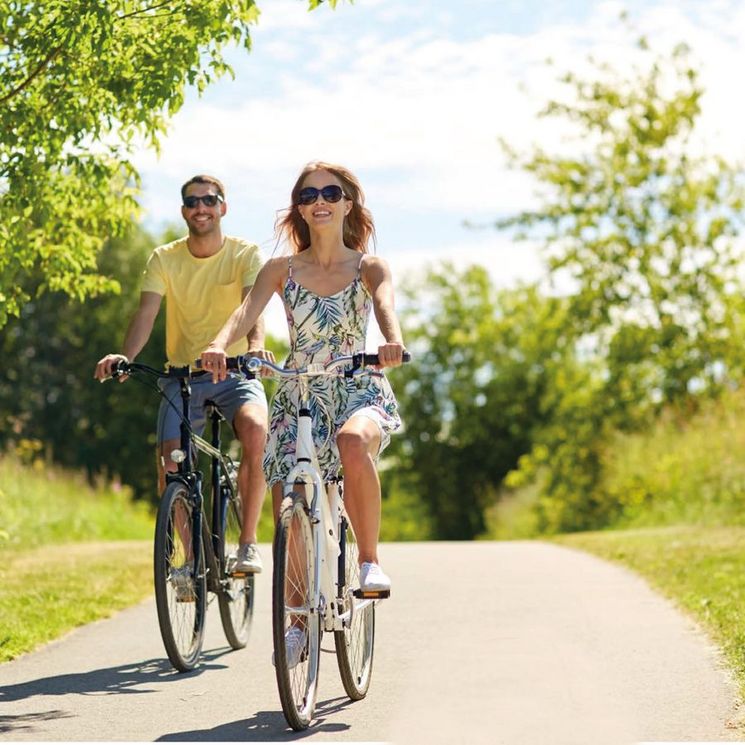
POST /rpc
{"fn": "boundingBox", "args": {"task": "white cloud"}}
[135,0,745,325]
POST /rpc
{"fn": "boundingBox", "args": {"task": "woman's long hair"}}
[275,161,376,254]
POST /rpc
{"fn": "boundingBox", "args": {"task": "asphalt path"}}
[0,541,742,744]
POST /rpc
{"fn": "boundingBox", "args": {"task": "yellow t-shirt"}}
[141,236,263,367]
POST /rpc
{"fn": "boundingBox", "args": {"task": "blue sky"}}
[133,0,745,339]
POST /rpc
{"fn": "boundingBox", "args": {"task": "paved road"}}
[0,541,742,744]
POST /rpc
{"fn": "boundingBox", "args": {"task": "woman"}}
[201,161,406,593]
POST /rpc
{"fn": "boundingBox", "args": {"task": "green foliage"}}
[0,0,337,327]
[0,456,153,550]
[391,263,581,539]
[499,39,745,405]
[489,36,745,533]
[0,222,166,499]
[597,388,745,528]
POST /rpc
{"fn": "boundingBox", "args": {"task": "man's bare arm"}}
[94,292,162,380]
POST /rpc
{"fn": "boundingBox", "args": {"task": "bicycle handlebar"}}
[108,351,410,382]
[196,351,411,379]
[109,360,208,381]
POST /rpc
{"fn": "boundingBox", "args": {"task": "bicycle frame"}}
[108,359,255,670]
[252,350,408,728]
[167,374,239,595]
[278,373,378,633]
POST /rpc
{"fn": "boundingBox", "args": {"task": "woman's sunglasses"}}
[183,193,224,208]
[297,185,346,205]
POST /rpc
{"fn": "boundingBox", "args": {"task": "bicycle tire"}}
[272,493,321,731]
[334,515,375,699]
[217,487,255,649]
[153,481,207,672]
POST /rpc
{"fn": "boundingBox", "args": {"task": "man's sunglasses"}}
[183,193,224,208]
[297,185,346,205]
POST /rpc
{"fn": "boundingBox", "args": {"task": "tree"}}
[493,36,745,532]
[388,264,579,539]
[0,222,166,496]
[498,38,745,407]
[0,0,339,327]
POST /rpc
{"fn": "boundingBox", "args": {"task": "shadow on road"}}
[157,695,354,742]
[0,709,73,736]
[0,645,235,703]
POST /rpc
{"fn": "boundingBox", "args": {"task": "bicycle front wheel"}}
[334,515,375,699]
[272,493,321,731]
[218,487,255,649]
[153,481,207,672]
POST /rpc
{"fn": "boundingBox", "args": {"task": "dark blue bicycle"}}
[109,360,255,671]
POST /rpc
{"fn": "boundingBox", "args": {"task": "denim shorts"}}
[156,373,267,444]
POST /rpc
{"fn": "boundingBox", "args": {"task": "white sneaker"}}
[359,562,391,593]
[272,626,307,669]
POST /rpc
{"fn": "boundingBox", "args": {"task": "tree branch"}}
[0,45,64,105]
[116,1,185,21]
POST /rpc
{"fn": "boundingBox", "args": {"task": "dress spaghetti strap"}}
[288,256,294,277]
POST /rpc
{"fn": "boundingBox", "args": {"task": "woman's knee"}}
[337,428,374,462]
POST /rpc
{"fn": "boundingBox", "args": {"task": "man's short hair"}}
[181,175,225,201]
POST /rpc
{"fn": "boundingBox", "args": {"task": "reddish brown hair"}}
[275,161,376,254]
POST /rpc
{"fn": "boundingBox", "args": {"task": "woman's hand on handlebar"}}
[94,353,129,382]
[200,343,229,383]
[376,342,406,369]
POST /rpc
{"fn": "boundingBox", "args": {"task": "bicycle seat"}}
[203,399,227,421]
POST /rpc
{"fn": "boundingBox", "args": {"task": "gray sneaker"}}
[229,543,263,575]
[170,563,196,603]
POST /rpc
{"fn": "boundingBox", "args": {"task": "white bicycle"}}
[230,351,408,731]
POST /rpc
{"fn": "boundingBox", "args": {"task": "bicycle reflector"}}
[171,449,187,464]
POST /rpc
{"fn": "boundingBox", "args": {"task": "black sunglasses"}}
[183,193,224,208]
[297,185,346,205]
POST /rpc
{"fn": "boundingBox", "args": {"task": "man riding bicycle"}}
[94,174,272,575]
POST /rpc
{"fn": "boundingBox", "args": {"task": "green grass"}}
[555,525,745,699]
[0,457,156,662]
[0,541,152,662]
[0,457,154,548]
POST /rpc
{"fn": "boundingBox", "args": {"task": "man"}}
[94,174,271,574]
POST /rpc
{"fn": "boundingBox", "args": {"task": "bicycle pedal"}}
[353,588,391,600]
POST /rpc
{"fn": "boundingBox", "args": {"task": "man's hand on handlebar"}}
[200,344,229,384]
[247,347,276,377]
[94,353,130,382]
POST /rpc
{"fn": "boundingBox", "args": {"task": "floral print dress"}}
[263,254,402,486]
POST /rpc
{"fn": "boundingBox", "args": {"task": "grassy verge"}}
[0,457,156,662]
[0,541,152,662]
[554,525,745,699]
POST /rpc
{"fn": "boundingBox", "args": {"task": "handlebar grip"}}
[193,357,242,371]
[357,351,411,367]
[110,360,129,378]
[193,356,256,377]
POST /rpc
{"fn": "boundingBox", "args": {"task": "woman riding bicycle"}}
[201,161,405,593]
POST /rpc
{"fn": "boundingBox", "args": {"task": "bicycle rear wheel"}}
[334,515,375,699]
[153,481,207,672]
[272,493,321,731]
[218,486,255,649]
